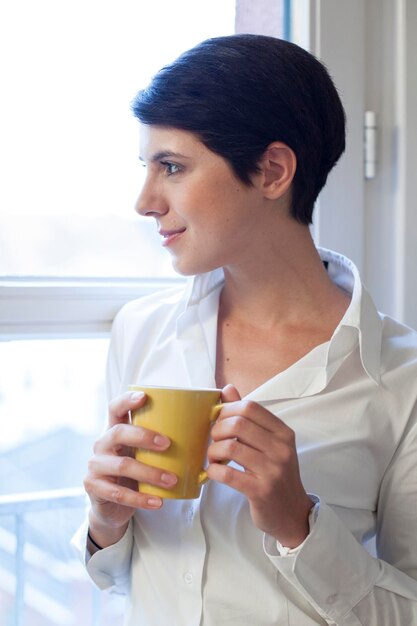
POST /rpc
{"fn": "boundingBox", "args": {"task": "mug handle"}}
[198,403,226,486]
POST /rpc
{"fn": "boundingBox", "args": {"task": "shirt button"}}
[184,572,193,584]
[326,594,337,605]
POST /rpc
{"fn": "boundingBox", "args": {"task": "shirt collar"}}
[177,247,382,395]
[185,267,225,307]
[320,248,382,385]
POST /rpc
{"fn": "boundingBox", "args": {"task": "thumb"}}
[221,384,241,403]
[108,391,147,428]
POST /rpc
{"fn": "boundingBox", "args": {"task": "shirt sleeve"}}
[264,420,417,625]
[105,306,125,400]
[71,309,132,590]
[71,517,134,592]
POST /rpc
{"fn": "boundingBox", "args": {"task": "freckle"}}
[226,358,230,362]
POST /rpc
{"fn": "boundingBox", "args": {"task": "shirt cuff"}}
[264,498,380,622]
[71,517,134,591]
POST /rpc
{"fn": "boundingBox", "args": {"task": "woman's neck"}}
[219,222,349,331]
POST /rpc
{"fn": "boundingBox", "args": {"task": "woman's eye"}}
[162,161,181,176]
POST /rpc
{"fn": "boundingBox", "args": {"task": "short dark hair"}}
[132,34,346,225]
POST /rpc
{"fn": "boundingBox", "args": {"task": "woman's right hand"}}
[83,390,178,549]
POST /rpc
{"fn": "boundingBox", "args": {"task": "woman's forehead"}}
[139,125,208,161]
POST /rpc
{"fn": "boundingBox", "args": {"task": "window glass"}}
[0,338,115,623]
[0,339,108,458]
[0,0,236,279]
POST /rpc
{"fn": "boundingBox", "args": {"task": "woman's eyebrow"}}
[139,150,190,163]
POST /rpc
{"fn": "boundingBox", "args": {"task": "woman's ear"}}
[259,142,297,200]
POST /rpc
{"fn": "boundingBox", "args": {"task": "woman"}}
[74,35,417,625]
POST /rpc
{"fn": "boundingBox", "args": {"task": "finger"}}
[108,391,147,427]
[93,422,171,455]
[207,461,256,496]
[221,384,241,403]
[86,477,164,510]
[208,438,266,473]
[217,399,290,434]
[210,415,276,454]
[88,454,178,489]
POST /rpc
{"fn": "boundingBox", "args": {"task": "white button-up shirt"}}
[73,248,417,625]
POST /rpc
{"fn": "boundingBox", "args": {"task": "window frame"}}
[306,0,366,272]
[307,0,417,329]
[0,277,185,340]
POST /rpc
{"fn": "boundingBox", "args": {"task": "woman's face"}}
[136,125,265,276]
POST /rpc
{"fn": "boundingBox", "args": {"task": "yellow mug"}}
[129,385,223,499]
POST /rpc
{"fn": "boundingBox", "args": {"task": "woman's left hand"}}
[207,384,314,548]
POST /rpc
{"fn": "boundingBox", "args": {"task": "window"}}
[0,2,238,623]
[302,0,417,329]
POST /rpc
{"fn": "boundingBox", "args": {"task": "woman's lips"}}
[159,227,186,247]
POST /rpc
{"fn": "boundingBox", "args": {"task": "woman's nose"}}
[135,178,168,218]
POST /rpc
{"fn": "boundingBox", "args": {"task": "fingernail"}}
[153,434,169,447]
[161,473,177,486]
[147,497,162,508]
[130,391,144,402]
